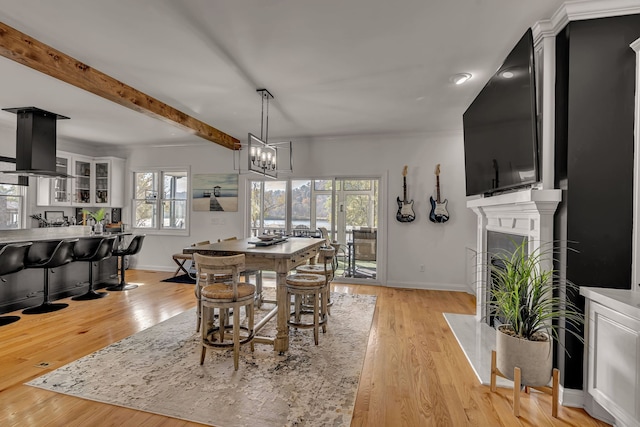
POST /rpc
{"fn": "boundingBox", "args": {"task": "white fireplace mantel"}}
[467,188,562,322]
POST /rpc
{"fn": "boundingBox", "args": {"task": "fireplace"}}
[467,189,562,322]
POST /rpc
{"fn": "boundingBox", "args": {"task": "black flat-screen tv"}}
[463,28,539,197]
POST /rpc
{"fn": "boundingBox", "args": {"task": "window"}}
[0,184,24,230]
[133,169,188,233]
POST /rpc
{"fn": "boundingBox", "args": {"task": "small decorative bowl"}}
[257,235,276,241]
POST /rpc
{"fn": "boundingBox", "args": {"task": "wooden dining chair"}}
[219,237,264,307]
[194,253,255,371]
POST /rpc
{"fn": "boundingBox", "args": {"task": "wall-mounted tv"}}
[463,28,539,197]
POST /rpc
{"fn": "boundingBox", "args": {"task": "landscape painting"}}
[192,173,238,212]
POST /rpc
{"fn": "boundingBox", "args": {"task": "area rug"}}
[27,292,377,427]
[160,273,196,284]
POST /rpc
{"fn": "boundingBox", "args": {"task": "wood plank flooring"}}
[0,270,609,426]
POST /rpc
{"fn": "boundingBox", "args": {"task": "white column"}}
[631,38,640,294]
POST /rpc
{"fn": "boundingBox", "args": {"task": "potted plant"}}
[83,208,106,234]
[488,240,584,386]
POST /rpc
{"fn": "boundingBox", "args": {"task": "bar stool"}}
[296,246,335,311]
[0,242,32,326]
[72,236,117,300]
[107,235,145,291]
[286,273,327,345]
[194,253,255,371]
[219,237,263,307]
[23,239,78,315]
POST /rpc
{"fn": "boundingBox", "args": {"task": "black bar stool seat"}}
[107,235,145,291]
[72,236,117,301]
[0,242,33,326]
[23,238,78,315]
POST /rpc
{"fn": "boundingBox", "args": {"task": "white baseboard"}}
[560,387,617,425]
[559,386,584,407]
[385,280,471,293]
[133,264,174,273]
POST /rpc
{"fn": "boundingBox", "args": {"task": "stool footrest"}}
[203,325,255,348]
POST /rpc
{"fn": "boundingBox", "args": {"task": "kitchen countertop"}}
[580,286,640,320]
[0,226,127,244]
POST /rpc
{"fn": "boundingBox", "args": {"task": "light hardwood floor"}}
[0,270,609,426]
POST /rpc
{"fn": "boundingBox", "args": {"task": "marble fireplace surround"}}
[444,189,562,386]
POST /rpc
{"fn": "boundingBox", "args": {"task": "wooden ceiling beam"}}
[0,21,240,150]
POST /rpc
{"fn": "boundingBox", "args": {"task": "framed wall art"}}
[192,173,238,212]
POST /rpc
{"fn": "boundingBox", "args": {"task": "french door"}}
[248,176,380,282]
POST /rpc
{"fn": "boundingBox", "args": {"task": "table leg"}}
[274,271,290,354]
[172,257,190,277]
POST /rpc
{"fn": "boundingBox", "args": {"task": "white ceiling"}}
[0,0,567,150]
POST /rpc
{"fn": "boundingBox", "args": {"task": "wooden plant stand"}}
[490,350,560,418]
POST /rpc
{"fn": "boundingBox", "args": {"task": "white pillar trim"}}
[466,189,562,321]
[631,38,640,293]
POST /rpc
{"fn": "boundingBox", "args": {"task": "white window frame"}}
[0,184,26,230]
[131,166,190,236]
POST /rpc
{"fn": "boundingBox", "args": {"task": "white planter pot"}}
[496,325,553,387]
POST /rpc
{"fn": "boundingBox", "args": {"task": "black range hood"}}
[1,106,72,178]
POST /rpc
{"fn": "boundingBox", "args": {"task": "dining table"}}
[183,236,326,353]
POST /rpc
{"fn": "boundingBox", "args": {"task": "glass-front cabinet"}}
[94,160,110,205]
[52,156,70,204]
[37,152,125,207]
[73,156,92,205]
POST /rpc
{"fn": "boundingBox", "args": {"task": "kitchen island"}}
[0,226,121,313]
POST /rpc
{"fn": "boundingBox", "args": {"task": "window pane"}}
[0,184,19,196]
[162,171,188,200]
[263,180,286,232]
[315,194,332,232]
[314,179,332,191]
[162,200,186,229]
[344,180,371,191]
[291,180,311,230]
[250,181,262,234]
[0,195,20,229]
[134,200,157,228]
[345,195,371,228]
[135,172,156,199]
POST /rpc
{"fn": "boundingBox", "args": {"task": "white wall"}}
[300,132,477,291]
[123,131,476,292]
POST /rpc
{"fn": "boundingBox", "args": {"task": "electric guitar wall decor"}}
[396,165,416,222]
[429,164,449,223]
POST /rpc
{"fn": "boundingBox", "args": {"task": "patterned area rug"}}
[27,292,376,427]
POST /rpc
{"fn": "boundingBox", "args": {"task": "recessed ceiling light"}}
[502,71,514,79]
[450,73,472,85]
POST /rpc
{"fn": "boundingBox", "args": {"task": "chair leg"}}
[247,302,255,352]
[321,286,328,333]
[23,269,69,314]
[73,262,108,300]
[233,305,240,371]
[106,255,138,291]
[200,345,207,365]
[313,292,319,345]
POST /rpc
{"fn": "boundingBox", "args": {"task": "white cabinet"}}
[581,287,640,427]
[72,155,93,206]
[94,157,125,208]
[37,152,125,207]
